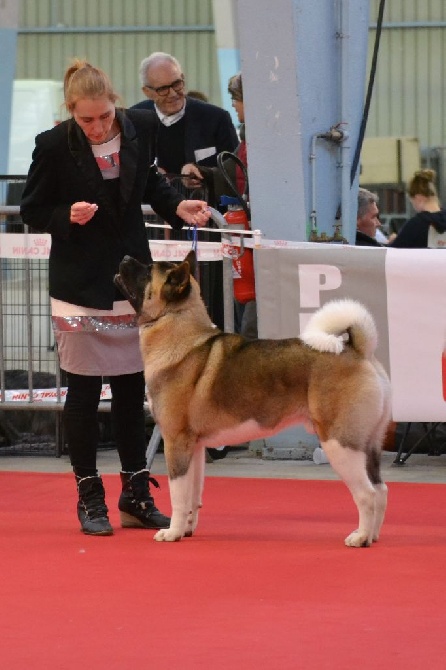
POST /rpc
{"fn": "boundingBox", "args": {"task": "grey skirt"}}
[51,299,143,376]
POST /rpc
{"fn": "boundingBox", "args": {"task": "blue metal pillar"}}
[0,0,19,175]
[235,0,370,457]
[235,0,370,244]
[212,0,240,124]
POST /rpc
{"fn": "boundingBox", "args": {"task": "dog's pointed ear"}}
[184,250,197,278]
[162,259,192,302]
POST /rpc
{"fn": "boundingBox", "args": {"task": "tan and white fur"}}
[114,251,391,547]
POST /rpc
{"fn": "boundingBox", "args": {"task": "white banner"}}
[386,250,446,421]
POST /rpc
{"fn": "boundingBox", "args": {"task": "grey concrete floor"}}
[1,446,446,484]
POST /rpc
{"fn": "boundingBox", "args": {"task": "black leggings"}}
[64,371,147,478]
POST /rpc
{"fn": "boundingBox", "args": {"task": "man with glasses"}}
[132,52,238,176]
[132,53,238,460]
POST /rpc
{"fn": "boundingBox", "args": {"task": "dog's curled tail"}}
[300,299,378,358]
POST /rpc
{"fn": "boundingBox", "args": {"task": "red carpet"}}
[1,472,446,669]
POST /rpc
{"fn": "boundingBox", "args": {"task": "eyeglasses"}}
[144,77,185,97]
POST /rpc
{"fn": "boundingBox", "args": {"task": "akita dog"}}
[115,251,391,547]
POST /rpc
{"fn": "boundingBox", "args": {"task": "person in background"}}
[20,59,210,536]
[355,187,387,247]
[182,74,247,204]
[181,72,257,340]
[187,89,208,103]
[132,52,238,330]
[132,52,238,175]
[388,169,446,248]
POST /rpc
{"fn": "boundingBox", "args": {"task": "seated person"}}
[356,188,386,246]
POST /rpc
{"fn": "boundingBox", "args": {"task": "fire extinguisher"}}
[217,149,256,304]
[221,195,256,304]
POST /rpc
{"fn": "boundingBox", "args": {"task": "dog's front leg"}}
[153,475,192,542]
[154,444,194,542]
[185,447,205,537]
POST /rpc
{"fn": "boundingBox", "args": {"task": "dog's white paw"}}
[154,528,183,542]
[185,510,199,537]
[344,529,371,548]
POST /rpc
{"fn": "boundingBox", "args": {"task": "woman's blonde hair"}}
[63,58,120,112]
[407,169,438,198]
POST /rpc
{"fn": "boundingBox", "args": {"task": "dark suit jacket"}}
[355,230,383,247]
[20,109,184,309]
[131,97,239,169]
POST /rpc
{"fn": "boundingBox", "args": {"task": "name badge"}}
[194,146,216,162]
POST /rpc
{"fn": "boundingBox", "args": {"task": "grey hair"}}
[357,187,379,219]
[139,52,182,87]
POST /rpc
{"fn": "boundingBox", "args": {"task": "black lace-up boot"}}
[76,475,113,536]
[118,470,170,529]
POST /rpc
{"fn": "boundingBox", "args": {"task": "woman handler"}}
[21,59,210,535]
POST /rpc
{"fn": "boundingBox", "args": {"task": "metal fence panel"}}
[0,179,233,458]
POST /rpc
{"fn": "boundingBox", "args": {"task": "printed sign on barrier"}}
[254,246,446,422]
[0,233,51,259]
[0,233,223,262]
[0,384,112,403]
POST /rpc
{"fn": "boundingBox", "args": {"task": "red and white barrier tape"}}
[0,232,344,261]
[0,384,111,403]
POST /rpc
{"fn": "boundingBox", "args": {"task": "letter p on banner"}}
[298,264,342,308]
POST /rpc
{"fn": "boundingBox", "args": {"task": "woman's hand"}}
[70,201,98,225]
[176,200,211,227]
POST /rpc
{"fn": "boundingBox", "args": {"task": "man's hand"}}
[180,163,204,189]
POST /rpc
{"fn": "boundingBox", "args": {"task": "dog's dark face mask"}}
[114,251,197,315]
[114,256,152,314]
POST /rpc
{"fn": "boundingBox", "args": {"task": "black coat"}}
[355,230,383,247]
[388,210,446,248]
[20,109,184,309]
[131,97,239,169]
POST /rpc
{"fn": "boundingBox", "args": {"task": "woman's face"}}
[409,194,426,212]
[72,96,116,144]
[231,98,245,124]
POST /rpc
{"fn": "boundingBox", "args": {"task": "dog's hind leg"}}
[184,448,205,537]
[321,438,377,547]
[367,447,388,542]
